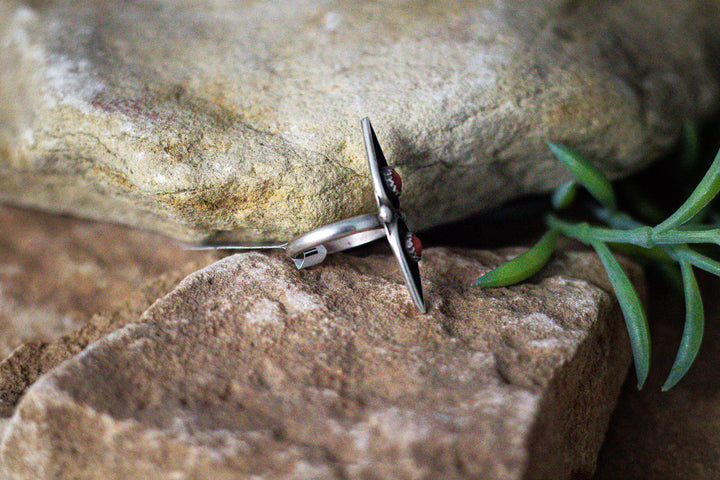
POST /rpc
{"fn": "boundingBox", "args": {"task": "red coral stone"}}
[382,167,402,196]
[410,234,422,258]
[390,169,402,194]
[405,232,422,261]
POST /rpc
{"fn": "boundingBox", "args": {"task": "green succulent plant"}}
[474,125,719,390]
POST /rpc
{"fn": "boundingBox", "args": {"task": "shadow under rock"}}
[421,195,550,250]
[590,273,720,480]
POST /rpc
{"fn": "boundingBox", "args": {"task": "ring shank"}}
[285,213,385,259]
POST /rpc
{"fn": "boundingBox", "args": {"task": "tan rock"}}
[1,0,718,242]
[1,247,636,479]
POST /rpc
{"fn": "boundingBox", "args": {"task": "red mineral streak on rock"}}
[90,95,160,121]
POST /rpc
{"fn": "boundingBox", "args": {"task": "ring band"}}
[285,214,385,268]
[285,117,425,312]
[188,118,426,313]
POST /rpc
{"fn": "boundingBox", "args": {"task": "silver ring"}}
[188,118,426,313]
[286,118,425,312]
[285,213,385,267]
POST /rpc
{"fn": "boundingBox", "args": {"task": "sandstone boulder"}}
[1,247,635,479]
[1,0,718,241]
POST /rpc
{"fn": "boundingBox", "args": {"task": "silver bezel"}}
[361,117,425,313]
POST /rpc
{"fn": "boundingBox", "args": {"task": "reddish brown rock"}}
[0,246,636,479]
[0,205,220,417]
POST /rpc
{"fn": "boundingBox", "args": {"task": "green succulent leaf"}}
[551,181,577,210]
[548,214,720,249]
[671,246,720,277]
[591,241,651,389]
[547,142,617,210]
[662,259,704,391]
[472,137,720,389]
[651,227,720,246]
[473,229,559,288]
[654,146,720,232]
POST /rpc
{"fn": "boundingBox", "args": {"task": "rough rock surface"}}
[592,275,720,480]
[0,204,220,418]
[1,247,636,479]
[1,0,719,242]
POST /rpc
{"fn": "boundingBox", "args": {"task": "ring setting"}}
[193,117,426,313]
[286,118,425,313]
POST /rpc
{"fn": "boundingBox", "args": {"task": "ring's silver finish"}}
[285,213,385,268]
[281,118,425,312]
[362,118,398,211]
[383,216,425,311]
[361,117,425,313]
[184,117,426,313]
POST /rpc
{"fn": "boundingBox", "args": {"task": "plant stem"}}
[547,215,654,247]
[547,215,720,248]
[669,246,720,276]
